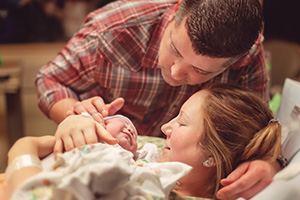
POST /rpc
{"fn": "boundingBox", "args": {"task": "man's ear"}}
[203,156,216,168]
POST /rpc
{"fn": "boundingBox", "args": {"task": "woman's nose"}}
[161,123,172,137]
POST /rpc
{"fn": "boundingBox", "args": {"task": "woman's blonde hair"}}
[201,83,281,198]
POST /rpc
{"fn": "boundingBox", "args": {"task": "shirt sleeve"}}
[35,19,104,117]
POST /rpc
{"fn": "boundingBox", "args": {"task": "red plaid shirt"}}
[36,0,268,137]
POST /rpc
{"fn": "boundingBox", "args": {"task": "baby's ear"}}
[203,156,216,168]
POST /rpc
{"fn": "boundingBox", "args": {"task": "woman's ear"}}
[202,156,216,168]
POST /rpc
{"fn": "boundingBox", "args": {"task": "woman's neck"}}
[173,173,214,199]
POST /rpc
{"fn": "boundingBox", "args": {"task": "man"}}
[36,0,277,199]
[36,0,267,136]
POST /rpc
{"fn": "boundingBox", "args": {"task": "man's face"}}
[158,18,230,86]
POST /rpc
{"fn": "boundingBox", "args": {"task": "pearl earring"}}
[203,158,213,167]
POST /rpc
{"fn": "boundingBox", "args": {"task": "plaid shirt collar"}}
[141,5,176,69]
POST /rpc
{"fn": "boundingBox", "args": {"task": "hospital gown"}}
[10,143,192,200]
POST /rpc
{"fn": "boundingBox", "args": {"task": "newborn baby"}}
[42,114,138,169]
[103,114,138,154]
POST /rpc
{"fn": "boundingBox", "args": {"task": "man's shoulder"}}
[84,0,176,31]
[79,1,176,70]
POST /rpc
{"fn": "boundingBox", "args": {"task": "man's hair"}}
[200,83,281,198]
[175,0,264,58]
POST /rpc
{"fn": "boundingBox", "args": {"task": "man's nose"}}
[170,63,187,80]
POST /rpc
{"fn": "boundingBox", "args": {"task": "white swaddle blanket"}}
[11,143,192,200]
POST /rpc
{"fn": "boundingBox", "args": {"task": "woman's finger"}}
[72,131,87,148]
[62,135,75,152]
[95,122,118,145]
[53,139,63,156]
[36,136,56,158]
[83,127,99,144]
[89,111,105,126]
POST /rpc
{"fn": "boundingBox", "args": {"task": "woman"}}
[158,83,281,198]
[3,83,281,199]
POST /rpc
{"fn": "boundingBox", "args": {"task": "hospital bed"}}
[11,78,300,200]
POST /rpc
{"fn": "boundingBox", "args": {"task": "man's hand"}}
[216,160,279,200]
[53,114,118,154]
[67,97,125,125]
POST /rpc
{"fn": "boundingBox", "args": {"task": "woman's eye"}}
[177,121,185,126]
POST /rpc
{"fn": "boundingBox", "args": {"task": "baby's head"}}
[104,115,138,154]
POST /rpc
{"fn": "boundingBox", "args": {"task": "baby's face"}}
[105,116,138,154]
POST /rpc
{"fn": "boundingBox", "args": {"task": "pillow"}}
[281,105,300,162]
[276,78,300,123]
[252,105,300,200]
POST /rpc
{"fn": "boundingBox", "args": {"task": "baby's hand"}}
[53,114,118,155]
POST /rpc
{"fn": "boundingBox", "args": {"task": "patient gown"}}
[10,143,191,200]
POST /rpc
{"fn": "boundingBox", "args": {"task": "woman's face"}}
[105,116,138,154]
[158,90,208,167]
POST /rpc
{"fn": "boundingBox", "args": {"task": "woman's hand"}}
[0,173,7,200]
[53,114,118,154]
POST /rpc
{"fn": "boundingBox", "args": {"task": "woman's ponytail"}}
[241,121,281,163]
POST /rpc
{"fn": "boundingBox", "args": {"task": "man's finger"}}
[103,97,125,116]
[73,102,88,114]
[95,123,118,145]
[217,162,270,200]
[236,178,272,200]
[217,176,254,200]
[91,97,106,113]
[83,98,102,115]
[220,161,250,186]
[66,110,74,117]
